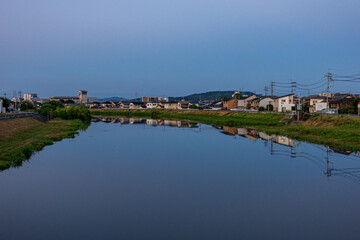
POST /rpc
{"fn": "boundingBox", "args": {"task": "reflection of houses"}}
[163,120,178,127]
[258,132,273,141]
[237,128,259,141]
[119,118,130,124]
[222,126,238,135]
[129,118,146,124]
[146,119,159,126]
[177,121,190,128]
[273,136,293,147]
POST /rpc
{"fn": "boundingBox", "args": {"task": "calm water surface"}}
[1,117,360,240]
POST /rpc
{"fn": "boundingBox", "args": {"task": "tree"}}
[266,104,273,111]
[189,104,198,109]
[20,101,35,111]
[39,101,64,116]
[233,93,243,99]
[0,97,10,110]
[352,97,359,114]
[221,95,230,100]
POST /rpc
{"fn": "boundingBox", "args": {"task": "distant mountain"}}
[98,97,128,102]
[169,91,255,102]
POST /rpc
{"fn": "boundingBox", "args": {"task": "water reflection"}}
[93,117,360,185]
[92,117,199,128]
[221,126,360,185]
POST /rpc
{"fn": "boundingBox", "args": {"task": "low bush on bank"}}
[39,101,91,121]
[53,106,91,121]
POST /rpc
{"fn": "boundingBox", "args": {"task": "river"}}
[1,117,360,239]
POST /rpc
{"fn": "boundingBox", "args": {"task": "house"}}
[120,101,130,109]
[210,101,222,110]
[222,98,238,110]
[238,95,258,109]
[304,95,327,113]
[328,93,355,110]
[87,102,100,109]
[247,97,260,110]
[129,102,146,109]
[100,101,114,108]
[142,97,159,102]
[274,94,295,112]
[23,93,39,102]
[177,101,190,109]
[315,102,328,112]
[146,101,159,109]
[259,97,274,110]
[50,90,88,104]
[159,101,178,109]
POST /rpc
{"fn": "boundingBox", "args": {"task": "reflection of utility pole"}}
[290,146,296,159]
[270,139,274,155]
[325,146,331,177]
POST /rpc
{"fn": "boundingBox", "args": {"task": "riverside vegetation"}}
[91,109,360,151]
[0,102,91,170]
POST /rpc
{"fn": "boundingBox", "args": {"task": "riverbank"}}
[91,109,360,151]
[91,109,286,126]
[0,117,86,170]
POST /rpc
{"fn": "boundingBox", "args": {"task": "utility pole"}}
[326,72,332,116]
[271,81,274,98]
[3,92,6,99]
[291,81,296,94]
[264,86,268,97]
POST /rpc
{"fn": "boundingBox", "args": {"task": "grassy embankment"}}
[91,109,360,151]
[0,117,86,170]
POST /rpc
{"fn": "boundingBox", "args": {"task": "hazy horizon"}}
[1,0,360,98]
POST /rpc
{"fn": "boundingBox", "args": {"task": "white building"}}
[274,94,295,112]
[238,95,257,109]
[315,101,328,112]
[0,99,5,113]
[23,93,39,102]
[146,102,159,109]
[259,97,274,110]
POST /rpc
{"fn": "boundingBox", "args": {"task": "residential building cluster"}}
[2,89,359,114]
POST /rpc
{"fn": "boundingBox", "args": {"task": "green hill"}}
[169,91,255,102]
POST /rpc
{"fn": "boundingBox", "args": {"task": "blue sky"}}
[1,0,360,98]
